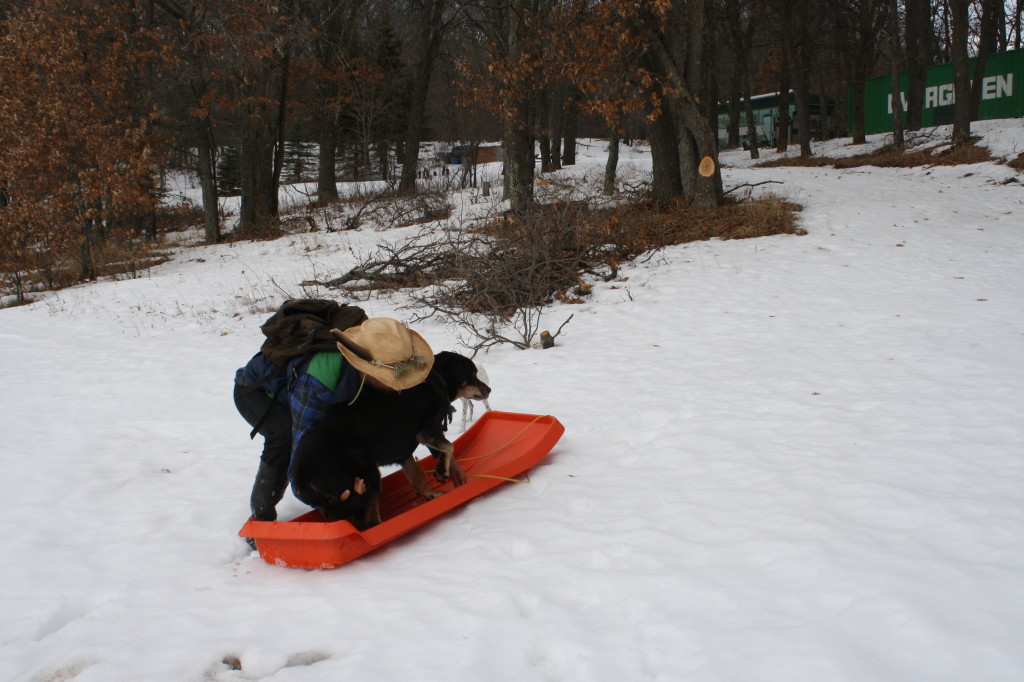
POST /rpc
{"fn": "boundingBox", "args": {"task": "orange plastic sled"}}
[239,411,564,569]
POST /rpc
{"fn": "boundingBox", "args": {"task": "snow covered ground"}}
[2,121,1023,681]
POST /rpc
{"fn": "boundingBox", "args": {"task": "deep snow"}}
[1,121,1023,682]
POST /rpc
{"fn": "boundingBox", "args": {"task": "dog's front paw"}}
[433,460,450,483]
[448,460,468,487]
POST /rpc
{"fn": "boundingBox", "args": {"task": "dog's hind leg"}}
[361,491,382,528]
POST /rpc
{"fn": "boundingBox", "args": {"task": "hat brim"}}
[333,326,434,391]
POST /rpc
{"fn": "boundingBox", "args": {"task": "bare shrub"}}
[157,203,206,234]
[298,183,453,233]
[1,241,169,307]
[317,227,461,290]
[412,208,587,351]
[313,189,802,352]
[367,187,452,229]
[88,240,170,280]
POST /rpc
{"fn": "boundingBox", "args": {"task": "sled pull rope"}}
[416,464,529,484]
[458,411,552,464]
[460,415,550,484]
[422,415,552,484]
[467,472,531,484]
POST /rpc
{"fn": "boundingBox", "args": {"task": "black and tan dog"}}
[289,350,491,529]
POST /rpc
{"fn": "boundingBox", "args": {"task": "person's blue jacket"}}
[236,351,361,472]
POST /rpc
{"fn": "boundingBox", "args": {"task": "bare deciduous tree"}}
[949,0,972,147]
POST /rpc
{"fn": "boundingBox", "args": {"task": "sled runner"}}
[240,411,564,569]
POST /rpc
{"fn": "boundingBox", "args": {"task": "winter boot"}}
[244,462,288,551]
[249,461,288,522]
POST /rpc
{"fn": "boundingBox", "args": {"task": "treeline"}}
[1,0,1021,302]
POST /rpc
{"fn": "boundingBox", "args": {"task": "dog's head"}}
[433,351,492,401]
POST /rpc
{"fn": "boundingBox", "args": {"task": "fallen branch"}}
[724,180,784,195]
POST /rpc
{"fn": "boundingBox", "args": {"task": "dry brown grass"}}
[590,196,805,256]
[756,155,835,168]
[228,220,284,242]
[757,141,994,170]
[485,195,804,263]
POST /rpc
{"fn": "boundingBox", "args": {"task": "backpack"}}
[259,298,368,366]
[245,298,368,439]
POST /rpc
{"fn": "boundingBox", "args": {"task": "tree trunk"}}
[850,76,868,143]
[723,0,758,157]
[562,91,577,165]
[272,54,289,196]
[549,87,564,169]
[538,90,552,172]
[793,78,812,156]
[239,105,279,228]
[904,0,930,130]
[78,209,102,281]
[603,135,619,195]
[503,122,534,212]
[676,114,699,196]
[649,105,682,205]
[196,132,220,243]
[788,5,813,157]
[499,0,534,212]
[672,0,721,207]
[841,0,885,143]
[636,0,720,208]
[950,0,972,147]
[238,48,286,230]
[677,98,721,208]
[141,209,156,242]
[79,237,95,282]
[743,73,760,159]
[398,0,447,192]
[316,111,339,204]
[308,0,364,200]
[726,66,741,148]
[970,0,1001,120]
[889,0,904,150]
[538,133,552,173]
[378,140,391,181]
[775,62,791,153]
[1014,0,1023,50]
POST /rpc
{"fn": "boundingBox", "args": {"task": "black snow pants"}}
[234,383,291,521]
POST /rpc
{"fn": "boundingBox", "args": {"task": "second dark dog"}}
[289,350,491,528]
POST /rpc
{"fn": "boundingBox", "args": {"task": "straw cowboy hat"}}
[332,317,433,391]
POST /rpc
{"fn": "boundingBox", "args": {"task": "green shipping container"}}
[859,49,1024,135]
